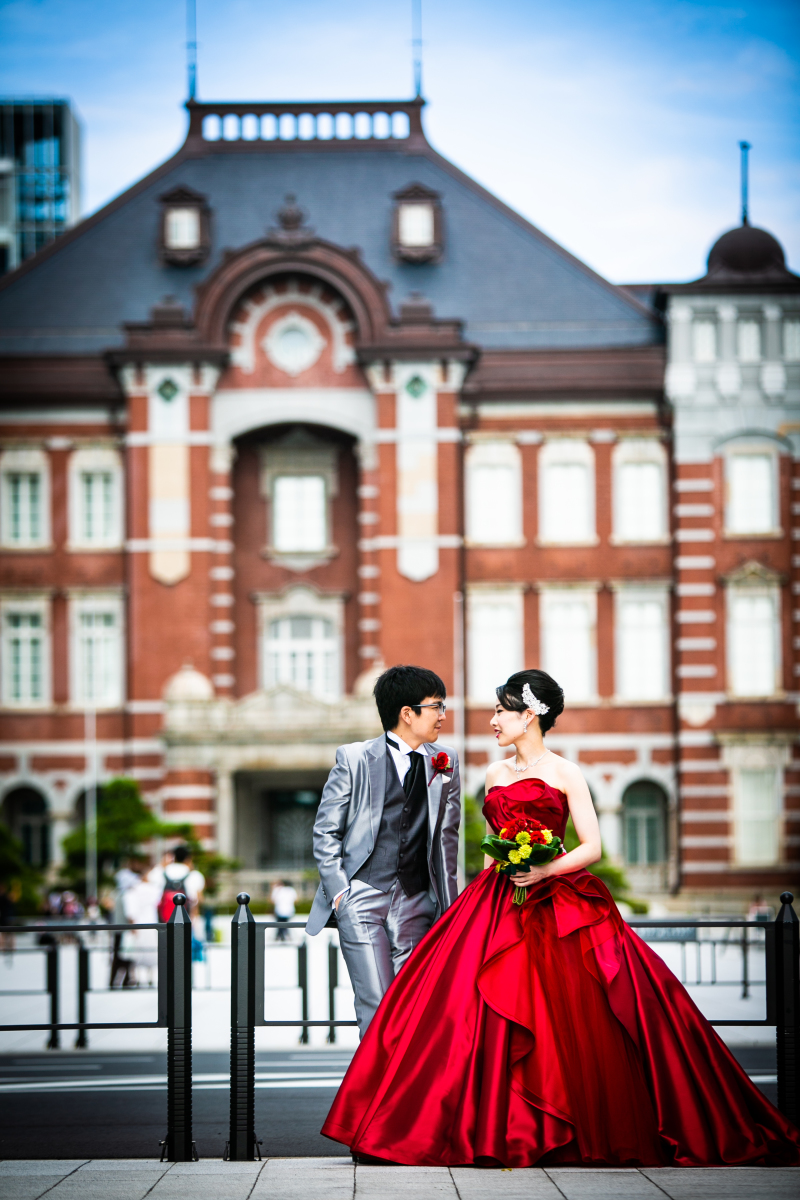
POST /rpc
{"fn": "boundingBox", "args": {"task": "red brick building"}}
[0,98,797,905]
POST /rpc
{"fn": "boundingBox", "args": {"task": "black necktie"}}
[403,750,426,800]
[387,737,426,799]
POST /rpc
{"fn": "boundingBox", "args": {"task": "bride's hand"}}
[510,865,551,887]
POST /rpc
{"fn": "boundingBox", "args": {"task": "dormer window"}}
[392,183,443,263]
[159,186,210,266]
[165,208,200,250]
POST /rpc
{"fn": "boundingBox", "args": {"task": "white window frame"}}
[737,319,761,363]
[164,207,201,250]
[784,319,800,362]
[272,474,328,553]
[726,582,781,699]
[465,440,523,547]
[537,439,596,545]
[466,585,524,706]
[255,585,344,701]
[68,446,124,550]
[539,586,598,705]
[0,447,51,549]
[733,768,781,867]
[611,440,668,544]
[260,435,339,567]
[69,591,125,710]
[692,320,717,363]
[0,593,51,709]
[398,202,435,248]
[724,443,780,537]
[613,585,670,702]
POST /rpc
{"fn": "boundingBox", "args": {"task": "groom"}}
[308,664,461,1036]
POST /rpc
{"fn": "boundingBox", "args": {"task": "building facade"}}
[0,97,797,905]
[0,99,82,275]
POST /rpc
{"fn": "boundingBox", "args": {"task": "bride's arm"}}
[510,761,602,886]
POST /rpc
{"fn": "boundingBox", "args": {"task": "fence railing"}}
[0,894,196,1162]
[1,890,798,1159]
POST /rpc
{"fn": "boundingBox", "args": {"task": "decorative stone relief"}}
[229,279,355,375]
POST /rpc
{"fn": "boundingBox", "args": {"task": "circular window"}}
[263,311,327,376]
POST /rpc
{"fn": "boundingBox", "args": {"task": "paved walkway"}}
[1,1159,798,1199]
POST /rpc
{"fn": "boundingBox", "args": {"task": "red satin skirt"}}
[322,867,800,1166]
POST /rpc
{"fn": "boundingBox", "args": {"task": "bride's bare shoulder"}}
[549,752,587,789]
[485,758,513,788]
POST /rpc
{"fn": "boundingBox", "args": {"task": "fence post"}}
[227,892,258,1161]
[298,942,309,1045]
[327,940,338,1044]
[46,945,59,1050]
[164,893,195,1162]
[775,891,799,1124]
[75,944,89,1049]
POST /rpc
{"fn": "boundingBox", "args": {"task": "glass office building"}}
[0,99,81,274]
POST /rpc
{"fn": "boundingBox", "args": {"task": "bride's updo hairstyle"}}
[496,669,564,735]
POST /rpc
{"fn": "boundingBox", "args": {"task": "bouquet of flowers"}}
[481,817,564,904]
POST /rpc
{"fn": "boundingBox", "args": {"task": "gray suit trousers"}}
[336,878,436,1037]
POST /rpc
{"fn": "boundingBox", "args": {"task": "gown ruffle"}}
[322,778,800,1167]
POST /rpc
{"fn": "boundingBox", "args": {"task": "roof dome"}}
[163,664,214,701]
[707,224,787,278]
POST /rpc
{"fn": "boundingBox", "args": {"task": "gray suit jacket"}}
[307,735,461,936]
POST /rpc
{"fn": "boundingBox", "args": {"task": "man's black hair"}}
[173,845,191,864]
[373,665,446,732]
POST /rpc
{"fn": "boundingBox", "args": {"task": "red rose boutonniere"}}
[429,751,452,783]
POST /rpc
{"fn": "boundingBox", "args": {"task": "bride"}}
[322,669,800,1167]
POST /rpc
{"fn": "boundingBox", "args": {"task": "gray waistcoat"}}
[353,753,429,896]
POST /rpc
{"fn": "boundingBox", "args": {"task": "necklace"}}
[512,749,547,775]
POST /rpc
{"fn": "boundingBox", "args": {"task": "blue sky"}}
[1,0,798,282]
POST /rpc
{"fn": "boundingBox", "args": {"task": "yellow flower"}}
[508,849,522,864]
[499,828,507,838]
[516,831,531,845]
[542,829,553,844]
[518,844,532,859]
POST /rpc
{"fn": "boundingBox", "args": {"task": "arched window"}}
[1,786,50,867]
[622,781,667,866]
[264,615,339,699]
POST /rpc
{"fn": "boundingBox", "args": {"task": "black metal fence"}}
[1,889,798,1160]
[0,894,196,1162]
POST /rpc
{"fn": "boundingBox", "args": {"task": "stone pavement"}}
[1,1159,798,1199]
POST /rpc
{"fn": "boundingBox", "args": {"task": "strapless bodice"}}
[483,776,569,841]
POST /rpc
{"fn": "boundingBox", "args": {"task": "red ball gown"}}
[322,777,800,1167]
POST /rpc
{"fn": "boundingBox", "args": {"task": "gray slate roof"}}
[0,135,659,356]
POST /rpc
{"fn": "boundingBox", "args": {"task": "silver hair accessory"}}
[522,682,550,717]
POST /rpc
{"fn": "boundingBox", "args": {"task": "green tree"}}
[563,817,648,912]
[463,794,488,881]
[0,822,43,914]
[61,777,191,893]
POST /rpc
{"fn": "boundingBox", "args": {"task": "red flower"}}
[429,751,451,782]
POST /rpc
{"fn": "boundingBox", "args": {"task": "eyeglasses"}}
[417,702,447,715]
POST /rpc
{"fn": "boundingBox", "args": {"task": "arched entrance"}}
[1,786,50,867]
[622,780,668,892]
